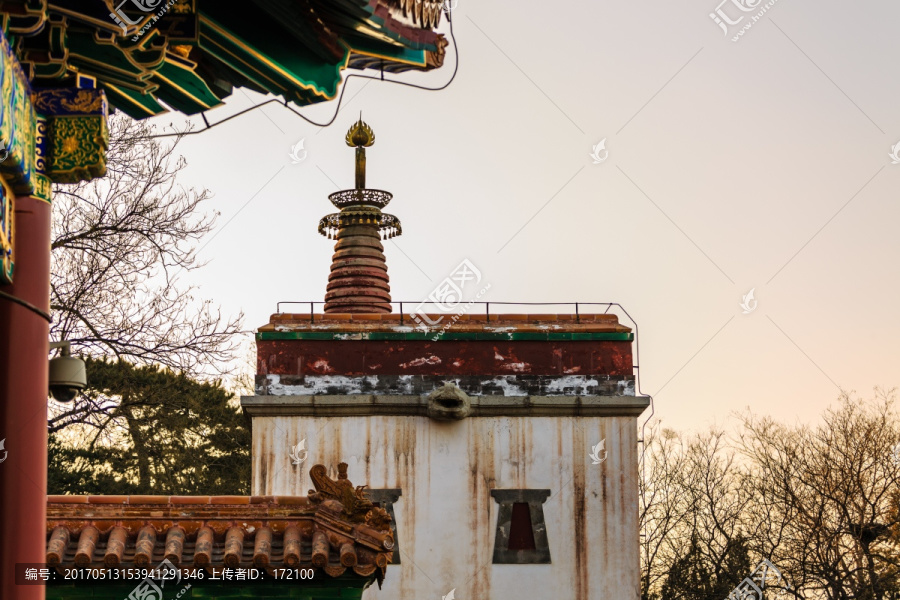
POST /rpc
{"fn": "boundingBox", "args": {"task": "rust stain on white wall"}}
[250,415,640,600]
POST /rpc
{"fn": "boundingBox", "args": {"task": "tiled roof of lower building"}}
[45,464,394,586]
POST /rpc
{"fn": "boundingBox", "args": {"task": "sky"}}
[145,0,900,434]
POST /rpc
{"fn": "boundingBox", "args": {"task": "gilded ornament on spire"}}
[345,115,375,148]
[346,114,375,189]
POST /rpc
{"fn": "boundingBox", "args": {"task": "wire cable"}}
[0,289,52,322]
[147,8,459,139]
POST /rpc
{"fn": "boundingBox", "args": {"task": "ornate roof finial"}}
[345,113,375,189]
[345,112,375,148]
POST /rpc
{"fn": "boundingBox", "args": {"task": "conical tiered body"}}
[325,224,392,313]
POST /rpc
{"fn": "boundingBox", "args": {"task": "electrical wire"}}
[147,8,459,139]
[0,289,52,322]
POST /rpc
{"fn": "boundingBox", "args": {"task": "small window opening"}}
[491,489,551,564]
[508,502,536,551]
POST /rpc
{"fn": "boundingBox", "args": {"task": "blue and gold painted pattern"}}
[0,175,15,284]
[0,27,37,197]
[33,88,108,116]
[0,26,38,284]
[34,87,110,184]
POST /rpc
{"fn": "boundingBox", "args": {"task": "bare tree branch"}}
[49,114,244,378]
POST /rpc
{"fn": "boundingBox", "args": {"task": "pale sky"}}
[146,0,900,433]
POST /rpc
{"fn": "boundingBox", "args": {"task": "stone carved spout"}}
[426,384,471,420]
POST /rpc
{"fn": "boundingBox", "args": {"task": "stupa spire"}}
[319,118,402,314]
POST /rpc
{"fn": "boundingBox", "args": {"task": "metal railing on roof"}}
[275,301,622,322]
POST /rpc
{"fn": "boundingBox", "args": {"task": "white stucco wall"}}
[250,414,641,600]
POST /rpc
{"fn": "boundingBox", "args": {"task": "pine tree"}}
[660,535,716,600]
[711,534,754,598]
[48,357,250,495]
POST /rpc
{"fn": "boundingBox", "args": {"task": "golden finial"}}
[345,113,375,148]
[346,113,375,189]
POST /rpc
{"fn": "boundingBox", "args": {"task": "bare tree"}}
[641,392,900,599]
[50,114,243,376]
[682,428,755,593]
[640,424,694,598]
[739,389,900,600]
[640,425,757,599]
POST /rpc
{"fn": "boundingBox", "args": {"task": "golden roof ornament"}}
[346,114,375,189]
[345,114,375,148]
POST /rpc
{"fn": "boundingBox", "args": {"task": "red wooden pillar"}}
[0,195,51,600]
